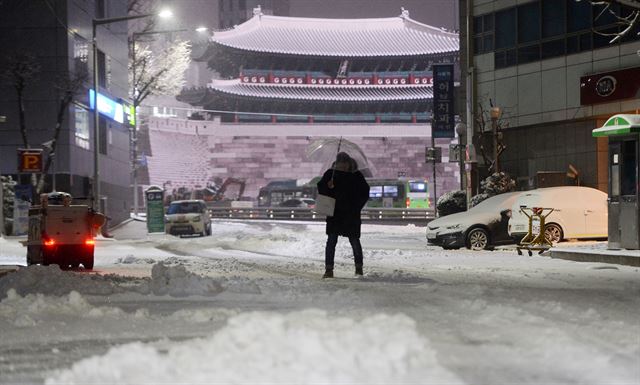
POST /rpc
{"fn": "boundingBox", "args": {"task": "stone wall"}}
[147,117,461,201]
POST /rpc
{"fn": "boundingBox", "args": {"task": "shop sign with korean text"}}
[432,64,455,138]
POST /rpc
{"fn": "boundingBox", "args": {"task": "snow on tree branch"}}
[578,0,640,42]
[129,40,191,107]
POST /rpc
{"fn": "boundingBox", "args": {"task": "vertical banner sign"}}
[12,184,32,236]
[432,64,455,138]
[145,186,165,233]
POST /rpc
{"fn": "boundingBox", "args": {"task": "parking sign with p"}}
[17,149,43,173]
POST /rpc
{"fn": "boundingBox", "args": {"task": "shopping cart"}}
[516,207,555,256]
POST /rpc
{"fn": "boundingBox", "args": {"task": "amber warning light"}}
[85,239,95,246]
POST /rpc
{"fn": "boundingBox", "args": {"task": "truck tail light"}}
[44,238,55,247]
[85,239,95,246]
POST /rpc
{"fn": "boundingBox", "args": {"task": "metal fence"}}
[209,207,434,225]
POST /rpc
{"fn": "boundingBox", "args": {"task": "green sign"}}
[145,187,165,233]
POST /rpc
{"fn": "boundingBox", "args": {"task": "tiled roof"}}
[210,9,459,57]
[204,79,433,102]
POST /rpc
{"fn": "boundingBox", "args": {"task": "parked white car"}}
[508,186,607,243]
[427,192,523,250]
[165,200,212,237]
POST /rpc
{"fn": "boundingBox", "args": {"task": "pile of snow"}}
[143,262,223,297]
[46,310,462,385]
[0,263,224,299]
[0,265,123,298]
[0,289,148,327]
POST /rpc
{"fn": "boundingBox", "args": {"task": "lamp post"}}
[92,10,172,211]
[455,123,467,191]
[129,27,204,216]
[490,105,502,173]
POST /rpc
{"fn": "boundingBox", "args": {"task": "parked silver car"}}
[426,192,522,250]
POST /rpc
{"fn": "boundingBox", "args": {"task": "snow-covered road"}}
[0,220,638,385]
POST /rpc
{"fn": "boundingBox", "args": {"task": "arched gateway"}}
[147,8,461,202]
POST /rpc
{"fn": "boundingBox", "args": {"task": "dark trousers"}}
[325,233,363,269]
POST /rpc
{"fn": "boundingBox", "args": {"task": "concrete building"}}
[0,0,132,224]
[462,0,640,192]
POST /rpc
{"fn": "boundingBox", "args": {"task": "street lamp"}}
[455,122,466,191]
[91,10,172,211]
[129,26,206,216]
[490,105,502,173]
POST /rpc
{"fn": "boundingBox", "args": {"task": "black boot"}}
[322,269,334,279]
[355,265,363,276]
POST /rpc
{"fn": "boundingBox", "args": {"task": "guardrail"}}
[209,207,435,224]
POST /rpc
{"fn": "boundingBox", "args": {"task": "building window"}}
[541,39,565,59]
[518,44,540,64]
[99,116,107,155]
[479,0,639,69]
[74,105,90,150]
[518,2,540,44]
[567,0,591,32]
[495,8,516,49]
[97,50,106,88]
[473,14,494,54]
[542,0,565,38]
[73,34,89,75]
[593,2,620,28]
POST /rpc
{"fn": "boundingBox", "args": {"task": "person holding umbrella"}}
[317,152,370,278]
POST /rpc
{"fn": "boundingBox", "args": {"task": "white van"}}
[508,186,607,243]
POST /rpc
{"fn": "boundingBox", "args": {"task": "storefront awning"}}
[592,114,640,137]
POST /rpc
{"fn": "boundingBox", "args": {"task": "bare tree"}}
[474,100,510,174]
[579,0,640,42]
[35,69,89,194]
[2,54,40,149]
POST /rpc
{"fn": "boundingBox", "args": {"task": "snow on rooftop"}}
[207,79,434,101]
[210,11,459,57]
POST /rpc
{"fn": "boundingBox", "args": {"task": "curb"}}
[548,248,640,267]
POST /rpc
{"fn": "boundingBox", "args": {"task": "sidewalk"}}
[547,242,640,267]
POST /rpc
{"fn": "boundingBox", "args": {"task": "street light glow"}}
[195,26,208,33]
[158,9,173,18]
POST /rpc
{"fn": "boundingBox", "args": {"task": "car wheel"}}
[467,228,490,250]
[544,223,563,244]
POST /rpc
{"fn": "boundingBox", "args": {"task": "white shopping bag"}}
[315,194,336,217]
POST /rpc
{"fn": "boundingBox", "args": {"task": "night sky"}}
[170,0,458,31]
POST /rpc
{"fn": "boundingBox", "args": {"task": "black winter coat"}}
[317,169,370,237]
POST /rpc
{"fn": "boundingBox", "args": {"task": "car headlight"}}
[445,224,461,230]
[191,215,201,222]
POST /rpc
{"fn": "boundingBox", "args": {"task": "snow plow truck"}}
[25,192,105,270]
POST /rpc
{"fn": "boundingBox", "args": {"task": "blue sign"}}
[89,89,124,124]
[13,184,32,236]
[432,64,455,138]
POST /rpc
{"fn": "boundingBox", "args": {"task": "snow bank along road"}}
[0,220,638,385]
